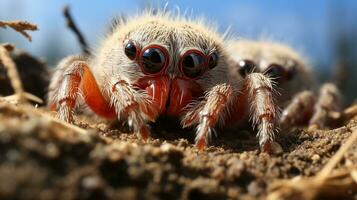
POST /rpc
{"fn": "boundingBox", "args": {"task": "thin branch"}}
[3,92,43,104]
[63,5,90,55]
[0,20,38,42]
[0,45,26,102]
[0,100,88,135]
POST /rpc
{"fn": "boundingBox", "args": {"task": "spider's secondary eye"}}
[238,59,255,78]
[124,40,138,60]
[140,45,168,74]
[287,65,297,81]
[181,50,205,79]
[265,64,285,82]
[208,51,219,69]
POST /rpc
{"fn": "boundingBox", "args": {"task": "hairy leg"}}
[49,56,156,139]
[309,83,342,128]
[48,56,115,122]
[48,56,86,122]
[48,56,84,109]
[181,84,233,150]
[110,80,159,139]
[245,73,278,151]
[280,90,316,127]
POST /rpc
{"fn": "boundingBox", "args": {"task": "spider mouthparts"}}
[136,76,203,117]
[166,78,202,116]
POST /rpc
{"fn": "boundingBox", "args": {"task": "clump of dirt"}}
[0,100,356,200]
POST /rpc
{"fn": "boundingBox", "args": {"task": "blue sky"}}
[1,0,356,70]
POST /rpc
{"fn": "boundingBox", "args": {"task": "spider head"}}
[98,13,229,117]
[228,40,314,95]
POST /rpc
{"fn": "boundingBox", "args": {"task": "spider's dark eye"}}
[208,51,219,69]
[124,40,138,60]
[265,64,285,82]
[181,50,205,79]
[238,59,255,78]
[287,65,297,81]
[140,45,168,74]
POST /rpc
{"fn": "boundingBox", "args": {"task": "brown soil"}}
[0,100,356,200]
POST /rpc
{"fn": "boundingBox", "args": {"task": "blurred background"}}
[0,0,356,104]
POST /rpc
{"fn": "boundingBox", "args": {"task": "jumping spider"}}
[48,13,279,151]
[227,39,342,129]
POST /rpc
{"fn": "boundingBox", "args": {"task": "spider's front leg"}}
[109,79,159,139]
[245,73,278,151]
[49,56,158,139]
[48,56,116,123]
[181,84,233,150]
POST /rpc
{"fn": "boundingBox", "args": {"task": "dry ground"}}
[0,100,356,200]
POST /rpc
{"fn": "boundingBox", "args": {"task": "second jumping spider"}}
[48,12,279,151]
[227,39,342,129]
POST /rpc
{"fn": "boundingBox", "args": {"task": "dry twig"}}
[0,20,38,42]
[0,45,26,102]
[0,45,43,104]
[63,5,90,55]
[0,20,41,103]
[316,127,357,181]
[0,99,87,135]
[2,93,43,104]
[268,128,357,200]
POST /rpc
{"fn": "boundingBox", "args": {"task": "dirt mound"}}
[0,100,356,200]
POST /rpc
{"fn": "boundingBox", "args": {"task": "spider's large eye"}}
[265,64,285,82]
[124,40,138,60]
[238,59,255,78]
[208,51,219,69]
[140,45,168,74]
[180,50,206,79]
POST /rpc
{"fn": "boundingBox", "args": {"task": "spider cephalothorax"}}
[48,12,278,151]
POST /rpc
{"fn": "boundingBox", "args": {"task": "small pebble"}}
[227,187,240,199]
[82,176,103,189]
[160,143,175,152]
[270,142,283,155]
[211,166,225,180]
[311,154,320,161]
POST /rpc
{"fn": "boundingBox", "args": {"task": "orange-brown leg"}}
[80,65,116,118]
[110,80,159,140]
[225,87,249,126]
[48,56,115,122]
[49,56,158,139]
[181,84,233,150]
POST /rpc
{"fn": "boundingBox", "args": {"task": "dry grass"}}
[0,20,38,42]
[0,99,87,136]
[0,45,26,102]
[268,128,357,200]
[0,20,41,104]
